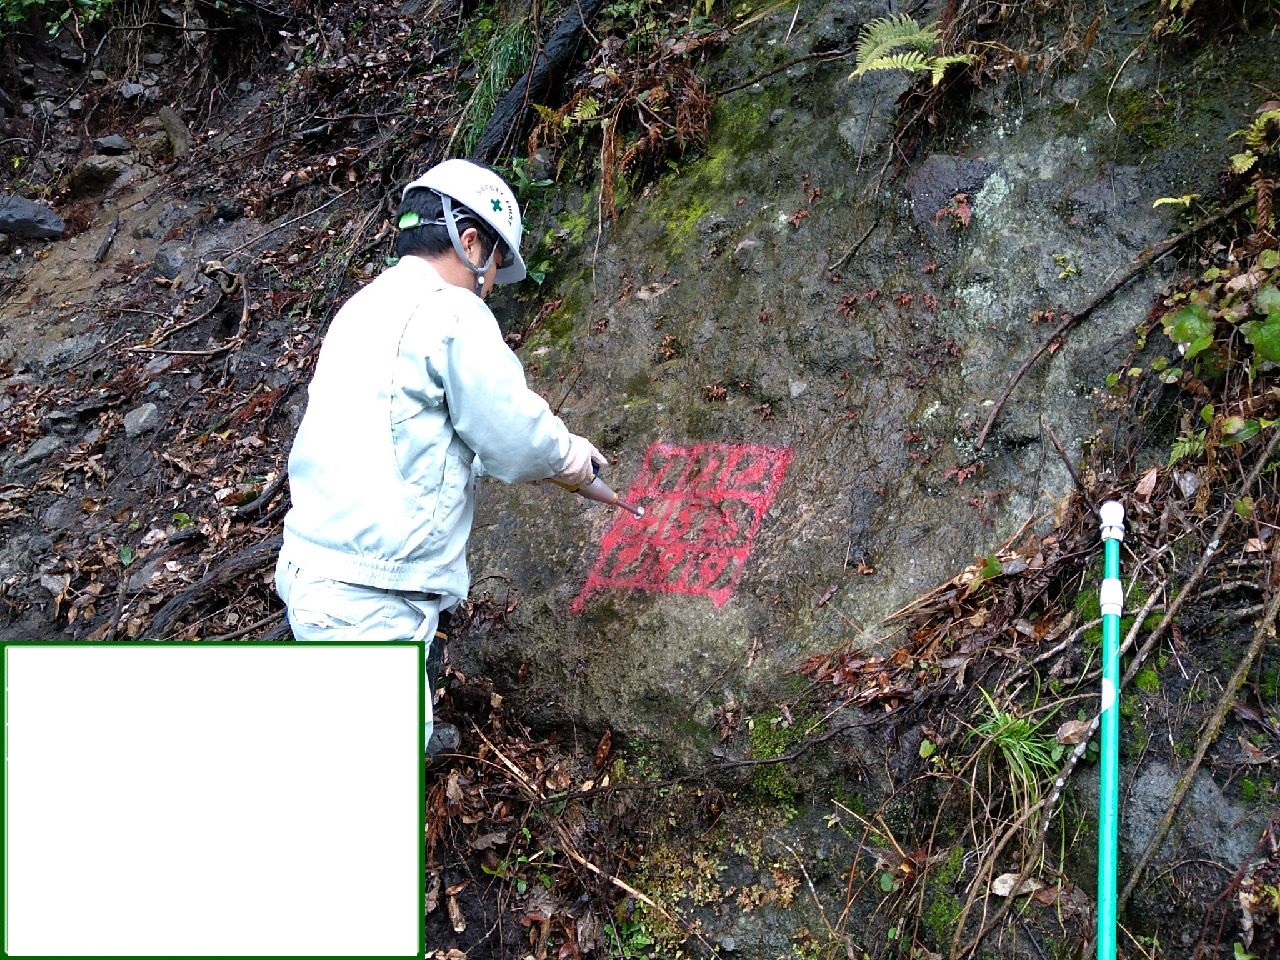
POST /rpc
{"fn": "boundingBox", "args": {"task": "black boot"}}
[425,609,458,767]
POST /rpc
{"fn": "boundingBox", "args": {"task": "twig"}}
[1041,419,1098,516]
[142,288,227,349]
[948,589,1160,960]
[106,563,130,640]
[230,472,288,518]
[1120,426,1280,692]
[1116,544,1280,911]
[975,196,1254,450]
[93,214,120,264]
[826,218,879,273]
[715,45,854,97]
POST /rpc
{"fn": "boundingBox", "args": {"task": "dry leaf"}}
[1134,467,1158,502]
[447,894,466,933]
[594,729,612,768]
[991,873,1045,897]
[1055,719,1094,745]
[425,872,441,914]
[470,831,508,851]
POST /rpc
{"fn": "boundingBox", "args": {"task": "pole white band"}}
[1101,677,1117,711]
[1100,500,1125,542]
[1100,578,1123,617]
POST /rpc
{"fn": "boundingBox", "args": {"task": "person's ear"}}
[459,226,480,259]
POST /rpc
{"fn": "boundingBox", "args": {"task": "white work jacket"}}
[280,256,574,604]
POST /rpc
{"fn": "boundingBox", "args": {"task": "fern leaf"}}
[929,53,974,86]
[853,14,938,76]
[1231,152,1259,174]
[853,50,933,80]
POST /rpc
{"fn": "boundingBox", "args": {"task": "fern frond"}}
[1231,152,1259,174]
[853,14,938,76]
[854,50,933,79]
[1245,109,1280,150]
[929,53,975,86]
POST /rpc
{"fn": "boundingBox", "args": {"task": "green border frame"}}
[1,640,426,959]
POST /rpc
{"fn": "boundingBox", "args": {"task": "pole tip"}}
[1099,500,1125,526]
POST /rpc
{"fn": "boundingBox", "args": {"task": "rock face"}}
[460,3,1280,764]
[0,194,65,239]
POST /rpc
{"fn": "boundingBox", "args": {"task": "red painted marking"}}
[571,442,792,612]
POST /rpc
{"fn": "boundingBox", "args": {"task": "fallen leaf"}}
[1055,719,1094,745]
[470,831,508,851]
[425,872,441,914]
[1134,467,1159,502]
[447,894,466,933]
[594,729,612,768]
[991,873,1045,897]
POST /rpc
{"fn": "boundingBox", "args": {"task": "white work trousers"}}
[275,558,443,749]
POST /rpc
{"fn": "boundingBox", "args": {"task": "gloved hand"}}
[554,434,608,490]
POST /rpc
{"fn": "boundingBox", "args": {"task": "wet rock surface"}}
[0,194,65,239]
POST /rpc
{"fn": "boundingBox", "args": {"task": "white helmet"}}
[401,159,526,289]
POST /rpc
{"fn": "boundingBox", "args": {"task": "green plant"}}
[453,17,536,156]
[1229,106,1280,175]
[849,14,976,86]
[2,0,111,35]
[973,688,1057,818]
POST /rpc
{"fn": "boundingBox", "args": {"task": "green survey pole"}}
[1097,501,1125,960]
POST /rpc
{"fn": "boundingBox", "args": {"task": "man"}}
[275,159,604,762]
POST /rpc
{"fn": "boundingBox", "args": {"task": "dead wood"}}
[471,0,607,163]
[146,534,282,639]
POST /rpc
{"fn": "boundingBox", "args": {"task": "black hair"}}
[395,187,502,263]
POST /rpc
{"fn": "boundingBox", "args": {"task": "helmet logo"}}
[490,198,503,213]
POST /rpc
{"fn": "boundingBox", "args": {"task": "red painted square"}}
[571,442,792,612]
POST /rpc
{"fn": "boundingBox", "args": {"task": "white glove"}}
[554,434,608,489]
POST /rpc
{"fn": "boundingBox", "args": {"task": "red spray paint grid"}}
[572,442,792,612]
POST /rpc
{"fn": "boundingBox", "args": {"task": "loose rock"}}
[0,194,66,239]
[94,134,132,154]
[123,402,161,437]
[16,436,64,469]
[68,155,126,198]
[158,105,191,159]
[119,82,147,100]
[153,243,189,279]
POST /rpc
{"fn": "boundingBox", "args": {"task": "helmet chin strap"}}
[441,193,497,295]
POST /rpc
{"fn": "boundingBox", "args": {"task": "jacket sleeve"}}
[439,297,574,484]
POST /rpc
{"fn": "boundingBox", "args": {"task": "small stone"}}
[16,435,64,469]
[67,98,83,115]
[90,69,108,83]
[237,81,253,92]
[123,402,161,437]
[94,134,132,154]
[68,155,126,198]
[789,380,808,399]
[59,48,87,67]
[153,242,188,279]
[158,105,191,158]
[42,498,81,531]
[143,52,166,65]
[0,194,65,239]
[120,82,147,100]
[17,59,34,74]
